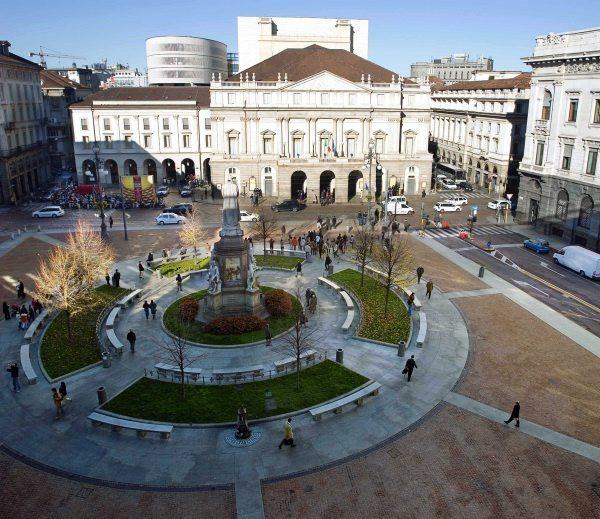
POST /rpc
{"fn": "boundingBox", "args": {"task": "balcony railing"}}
[534,119,549,133]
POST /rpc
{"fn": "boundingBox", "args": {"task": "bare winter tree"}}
[353,227,375,287]
[371,235,414,316]
[178,210,213,257]
[248,204,279,255]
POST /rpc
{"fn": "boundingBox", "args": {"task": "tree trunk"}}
[360,260,365,286]
[180,367,186,400]
[383,285,390,317]
[296,353,301,390]
[66,310,72,341]
[263,236,267,256]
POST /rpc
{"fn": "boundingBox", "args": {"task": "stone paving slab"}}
[454,293,600,446]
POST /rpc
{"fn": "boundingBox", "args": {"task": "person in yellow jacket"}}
[278,418,295,449]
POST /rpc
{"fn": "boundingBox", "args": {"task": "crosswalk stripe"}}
[421,224,515,240]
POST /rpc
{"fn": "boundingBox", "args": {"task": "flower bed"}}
[102,359,368,424]
[158,257,209,277]
[329,268,410,344]
[40,285,129,379]
[255,255,301,270]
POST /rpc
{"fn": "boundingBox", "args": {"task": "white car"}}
[439,179,458,190]
[444,195,469,206]
[240,210,259,222]
[156,186,169,196]
[32,206,65,218]
[156,212,186,225]
[385,202,415,215]
[433,202,462,213]
[487,199,511,210]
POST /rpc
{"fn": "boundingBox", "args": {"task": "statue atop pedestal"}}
[235,405,251,439]
[247,245,258,291]
[207,248,221,294]
[220,180,243,238]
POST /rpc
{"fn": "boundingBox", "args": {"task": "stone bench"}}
[212,365,264,381]
[117,289,142,309]
[339,290,354,310]
[155,363,203,382]
[402,288,422,311]
[273,349,317,373]
[416,312,427,348]
[19,344,37,384]
[88,412,172,439]
[106,329,123,354]
[318,277,340,291]
[341,310,355,332]
[105,307,120,329]
[23,310,48,342]
[309,382,382,421]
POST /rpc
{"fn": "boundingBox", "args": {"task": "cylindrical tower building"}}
[146,36,228,86]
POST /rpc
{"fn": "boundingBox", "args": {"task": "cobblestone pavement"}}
[454,294,600,445]
[261,405,600,519]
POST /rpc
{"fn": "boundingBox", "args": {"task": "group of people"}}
[2,281,44,331]
[105,269,121,287]
[51,382,70,419]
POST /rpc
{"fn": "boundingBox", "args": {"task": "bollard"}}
[37,225,41,232]
[10,232,14,240]
[97,386,107,405]
[102,352,111,368]
[397,341,406,357]
[23,225,27,232]
[17,229,21,236]
[478,266,485,278]
[336,348,344,364]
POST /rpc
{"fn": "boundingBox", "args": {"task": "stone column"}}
[240,116,247,154]
[278,117,284,155]
[308,118,314,157]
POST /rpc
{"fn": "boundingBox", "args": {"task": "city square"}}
[1,3,599,519]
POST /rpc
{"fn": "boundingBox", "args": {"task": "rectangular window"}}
[205,134,212,148]
[81,118,88,131]
[103,118,111,131]
[263,136,273,154]
[183,134,190,148]
[123,118,131,131]
[561,144,573,170]
[405,136,414,156]
[567,99,578,122]
[375,137,384,153]
[593,99,600,124]
[293,93,301,105]
[495,123,500,134]
[262,93,271,104]
[205,118,211,130]
[124,135,132,148]
[347,138,356,157]
[293,137,302,157]
[104,135,112,149]
[227,93,236,104]
[182,118,189,130]
[535,141,545,166]
[348,93,356,105]
[377,94,384,106]
[228,136,238,155]
[143,118,150,130]
[163,134,170,148]
[321,93,329,105]
[143,135,152,147]
[487,122,492,133]
[162,118,170,130]
[82,136,90,149]
[586,148,598,175]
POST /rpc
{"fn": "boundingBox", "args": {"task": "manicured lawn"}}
[40,285,129,379]
[158,257,209,277]
[329,268,410,344]
[255,254,302,270]
[103,359,368,423]
[163,286,300,345]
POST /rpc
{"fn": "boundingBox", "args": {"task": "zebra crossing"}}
[436,191,492,200]
[421,224,515,239]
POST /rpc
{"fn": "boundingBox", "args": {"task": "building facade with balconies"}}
[430,73,530,195]
[0,41,49,204]
[517,28,600,251]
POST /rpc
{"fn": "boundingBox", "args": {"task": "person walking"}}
[403,355,418,381]
[17,280,25,299]
[149,300,157,320]
[425,280,434,299]
[281,224,286,238]
[269,238,274,254]
[113,269,121,288]
[295,261,303,277]
[421,189,426,198]
[59,381,70,402]
[109,215,114,229]
[138,262,145,279]
[278,418,295,449]
[264,323,272,347]
[176,273,183,292]
[6,363,20,392]
[291,236,298,251]
[504,401,520,428]
[52,388,64,419]
[147,252,154,266]
[143,300,150,320]
[105,271,110,286]
[126,329,136,353]
[324,254,332,275]
[3,302,10,320]
[407,292,415,316]
[416,266,424,284]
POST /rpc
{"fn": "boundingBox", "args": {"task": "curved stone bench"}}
[212,365,264,382]
[155,363,203,382]
[402,287,422,310]
[117,289,142,309]
[20,344,37,384]
[339,290,354,310]
[341,310,355,332]
[318,277,340,291]
[106,329,123,354]
[416,312,427,348]
[273,349,317,373]
[309,381,381,421]
[105,307,120,329]
[88,412,172,439]
[23,310,48,342]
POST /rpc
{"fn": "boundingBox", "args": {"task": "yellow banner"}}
[122,175,156,203]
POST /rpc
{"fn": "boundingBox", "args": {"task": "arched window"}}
[541,90,552,120]
[578,195,593,229]
[556,190,569,221]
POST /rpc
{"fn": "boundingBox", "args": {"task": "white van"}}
[553,246,600,279]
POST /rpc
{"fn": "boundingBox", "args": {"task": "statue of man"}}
[221,180,242,233]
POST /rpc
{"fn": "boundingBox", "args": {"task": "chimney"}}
[0,41,11,56]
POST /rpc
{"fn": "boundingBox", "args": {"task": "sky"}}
[2,0,599,75]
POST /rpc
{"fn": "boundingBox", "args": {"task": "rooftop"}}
[432,72,531,92]
[70,86,210,107]
[40,69,85,90]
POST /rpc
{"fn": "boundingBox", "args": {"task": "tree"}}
[178,210,212,256]
[157,322,200,399]
[353,227,375,287]
[248,204,278,255]
[371,235,413,316]
[34,221,114,340]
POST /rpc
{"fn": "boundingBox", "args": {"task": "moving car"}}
[461,182,474,192]
[487,199,511,210]
[523,238,551,254]
[438,179,458,190]
[553,246,600,279]
[171,203,193,214]
[385,202,415,215]
[240,210,259,222]
[156,186,169,196]
[433,202,462,213]
[179,188,193,197]
[156,212,186,225]
[271,199,304,212]
[444,195,469,206]
[163,206,187,216]
[381,195,407,207]
[32,206,65,218]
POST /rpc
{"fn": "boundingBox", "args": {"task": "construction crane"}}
[28,47,86,69]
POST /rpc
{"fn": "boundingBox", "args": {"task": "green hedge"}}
[255,255,302,270]
[158,257,209,277]
[329,268,410,344]
[103,359,368,423]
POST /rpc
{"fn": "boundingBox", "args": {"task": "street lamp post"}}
[363,139,378,225]
[119,176,129,241]
[91,144,108,239]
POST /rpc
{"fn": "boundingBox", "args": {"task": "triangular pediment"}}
[283,71,367,92]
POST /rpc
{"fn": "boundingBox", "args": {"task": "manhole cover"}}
[223,428,263,447]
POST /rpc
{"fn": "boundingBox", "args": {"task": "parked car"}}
[523,238,551,254]
[433,202,462,213]
[156,186,169,196]
[444,195,469,206]
[381,195,407,207]
[384,202,415,215]
[171,203,193,214]
[553,246,600,279]
[240,210,259,222]
[32,206,65,218]
[438,179,458,190]
[271,199,304,212]
[156,212,186,225]
[179,188,193,197]
[487,199,511,210]
[163,206,187,216]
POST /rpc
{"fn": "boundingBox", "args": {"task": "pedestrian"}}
[281,224,286,237]
[105,271,110,285]
[59,381,71,401]
[17,280,25,299]
[19,311,28,330]
[52,388,64,419]
[407,292,415,316]
[425,280,434,299]
[269,238,274,254]
[291,236,298,251]
[305,288,313,306]
[416,266,424,284]
[3,301,10,320]
[109,215,114,229]
[404,219,410,232]
[138,262,145,279]
[149,300,157,319]
[126,329,136,353]
[6,363,20,392]
[113,269,121,288]
[147,252,154,266]
[402,355,418,381]
[295,261,303,277]
[175,273,183,292]
[28,304,35,323]
[324,254,332,275]
[421,189,426,198]
[265,323,272,347]
[278,417,295,449]
[143,300,150,320]
[280,238,284,253]
[504,401,520,428]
